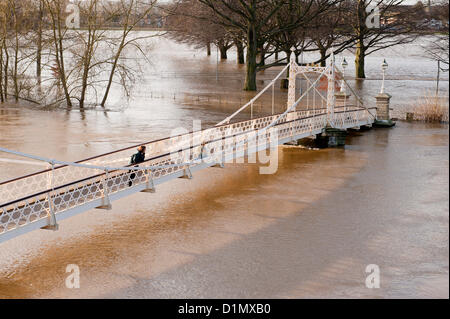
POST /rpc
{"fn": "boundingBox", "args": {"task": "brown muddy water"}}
[0,36,448,298]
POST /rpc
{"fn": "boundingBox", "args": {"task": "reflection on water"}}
[0,36,448,299]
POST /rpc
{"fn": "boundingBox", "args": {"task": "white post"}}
[340,58,347,94]
[141,168,156,193]
[380,59,388,94]
[42,161,59,230]
[96,169,112,210]
[287,47,297,111]
[326,53,336,125]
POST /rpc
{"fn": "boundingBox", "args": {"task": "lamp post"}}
[374,58,395,127]
[340,57,348,93]
[380,59,388,94]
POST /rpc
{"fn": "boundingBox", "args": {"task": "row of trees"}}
[167,0,449,91]
[0,0,447,105]
[0,0,158,108]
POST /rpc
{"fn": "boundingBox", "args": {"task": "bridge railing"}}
[0,106,375,239]
[0,107,332,206]
[333,107,376,128]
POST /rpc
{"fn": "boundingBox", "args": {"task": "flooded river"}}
[0,36,448,298]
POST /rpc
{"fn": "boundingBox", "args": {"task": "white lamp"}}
[380,59,388,94]
[340,57,348,93]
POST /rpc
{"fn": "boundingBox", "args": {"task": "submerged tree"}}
[0,0,160,108]
[186,0,342,91]
[166,0,240,61]
[349,0,420,78]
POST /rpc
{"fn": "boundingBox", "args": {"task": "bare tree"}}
[40,0,159,109]
[100,0,159,107]
[306,0,355,66]
[0,0,37,102]
[421,0,449,94]
[167,0,236,60]
[349,0,421,78]
[194,0,342,91]
[44,0,73,106]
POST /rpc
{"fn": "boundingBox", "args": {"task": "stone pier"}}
[374,93,395,127]
[316,127,348,148]
[335,91,351,108]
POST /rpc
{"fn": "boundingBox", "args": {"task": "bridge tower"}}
[287,48,336,120]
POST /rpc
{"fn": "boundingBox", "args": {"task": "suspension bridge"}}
[0,51,383,244]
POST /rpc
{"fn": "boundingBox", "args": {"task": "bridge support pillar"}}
[317,127,347,148]
[41,191,59,231]
[141,169,156,193]
[374,93,395,127]
[96,172,112,210]
[179,166,193,179]
[334,92,351,108]
[96,197,112,210]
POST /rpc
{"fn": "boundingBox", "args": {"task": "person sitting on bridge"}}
[128,145,146,186]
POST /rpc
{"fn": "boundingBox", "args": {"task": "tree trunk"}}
[218,42,228,60]
[355,1,367,79]
[101,35,126,107]
[206,43,211,56]
[319,48,326,67]
[355,39,366,78]
[13,24,19,102]
[258,44,265,67]
[244,27,257,91]
[56,11,72,108]
[234,39,245,64]
[0,46,3,103]
[37,0,43,85]
[280,50,291,89]
[3,45,8,100]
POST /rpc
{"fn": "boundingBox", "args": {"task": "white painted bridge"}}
[0,53,378,243]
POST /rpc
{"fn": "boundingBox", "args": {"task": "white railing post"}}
[287,47,297,111]
[327,53,336,127]
[42,161,58,230]
[141,168,156,193]
[96,168,112,210]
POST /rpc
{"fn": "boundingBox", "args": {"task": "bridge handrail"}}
[0,108,331,204]
[0,107,375,242]
[0,105,301,187]
[0,106,374,209]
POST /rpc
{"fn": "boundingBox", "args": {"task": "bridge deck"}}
[0,106,375,243]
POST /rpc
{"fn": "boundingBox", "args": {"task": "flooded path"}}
[0,37,448,298]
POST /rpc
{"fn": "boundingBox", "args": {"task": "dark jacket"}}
[130,151,145,165]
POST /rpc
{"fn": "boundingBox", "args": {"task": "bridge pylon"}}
[286,48,337,127]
